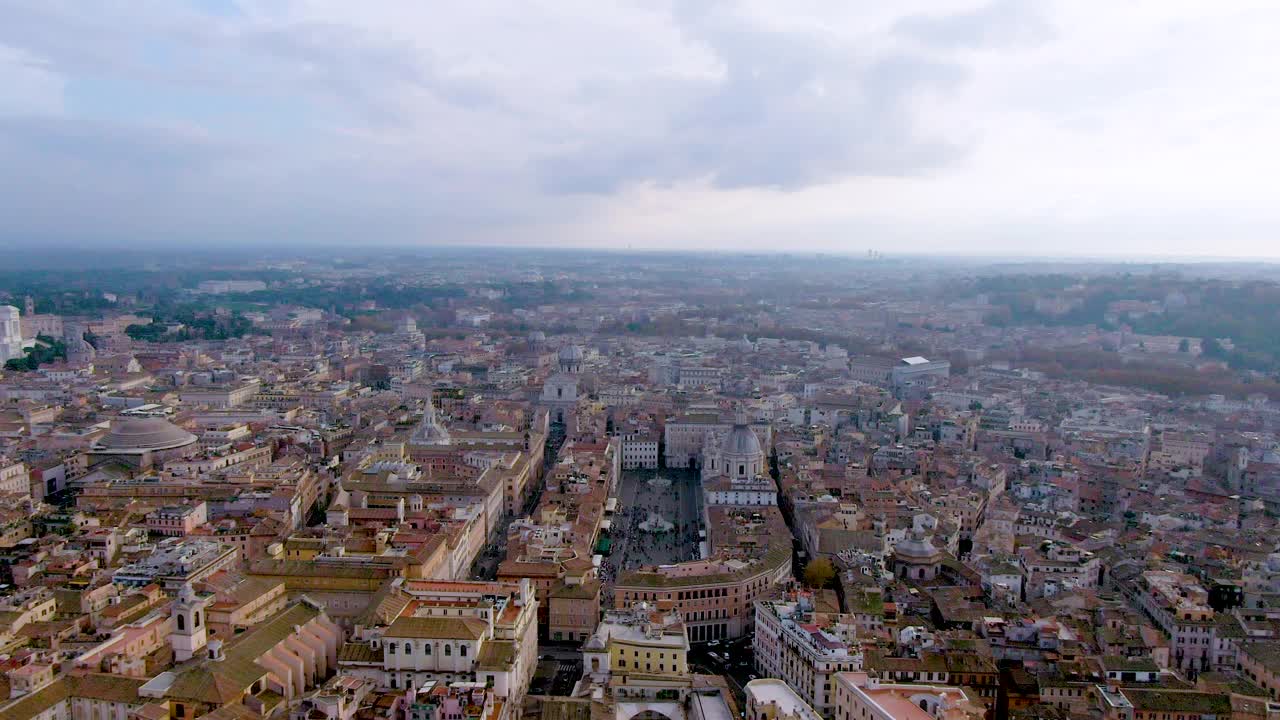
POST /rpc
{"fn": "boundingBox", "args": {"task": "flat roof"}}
[747,679,821,720]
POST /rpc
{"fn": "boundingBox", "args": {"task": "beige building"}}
[0,673,147,720]
[201,575,289,639]
[0,459,28,496]
[615,548,790,643]
[180,380,260,409]
[549,574,602,644]
[1237,641,1280,701]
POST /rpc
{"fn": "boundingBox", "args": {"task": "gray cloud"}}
[894,0,1053,50]
[236,22,509,128]
[2,1,1276,257]
[537,8,968,193]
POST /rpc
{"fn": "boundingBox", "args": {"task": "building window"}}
[405,643,412,655]
[460,645,468,657]
[425,644,432,655]
[445,645,452,656]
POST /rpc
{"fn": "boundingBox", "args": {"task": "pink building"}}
[145,502,208,537]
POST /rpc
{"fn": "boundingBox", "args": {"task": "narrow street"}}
[470,420,566,580]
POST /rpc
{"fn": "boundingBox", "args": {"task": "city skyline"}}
[3,246,1280,718]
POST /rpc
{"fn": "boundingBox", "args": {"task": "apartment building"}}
[754,593,864,716]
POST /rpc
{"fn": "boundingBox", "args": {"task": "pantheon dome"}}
[93,417,198,453]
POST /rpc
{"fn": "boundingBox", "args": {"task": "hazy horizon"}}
[4,1,1280,257]
[10,242,1280,270]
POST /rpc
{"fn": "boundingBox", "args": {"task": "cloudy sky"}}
[1,0,1278,257]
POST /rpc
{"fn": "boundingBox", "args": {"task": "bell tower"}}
[171,583,210,662]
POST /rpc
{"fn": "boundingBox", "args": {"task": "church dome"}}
[723,423,762,458]
[95,417,197,452]
[559,345,584,362]
[894,532,941,561]
[528,331,546,343]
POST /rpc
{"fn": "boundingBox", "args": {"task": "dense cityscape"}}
[0,250,1279,720]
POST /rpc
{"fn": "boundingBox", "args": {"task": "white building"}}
[539,346,583,425]
[170,583,211,662]
[1018,541,1099,599]
[649,360,723,390]
[704,476,776,507]
[891,357,950,388]
[702,411,777,507]
[341,578,539,708]
[197,280,267,294]
[848,358,894,385]
[1149,431,1212,470]
[621,434,659,470]
[754,595,863,716]
[677,365,724,390]
[1125,570,1216,675]
[702,410,766,482]
[0,306,24,363]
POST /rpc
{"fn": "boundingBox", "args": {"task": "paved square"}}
[601,468,705,596]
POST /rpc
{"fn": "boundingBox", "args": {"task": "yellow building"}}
[582,602,689,678]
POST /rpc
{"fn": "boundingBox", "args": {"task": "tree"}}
[803,558,836,589]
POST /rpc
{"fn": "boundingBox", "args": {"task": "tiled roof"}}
[167,602,322,704]
[476,640,516,670]
[385,616,487,640]
[338,642,384,664]
[0,674,147,720]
